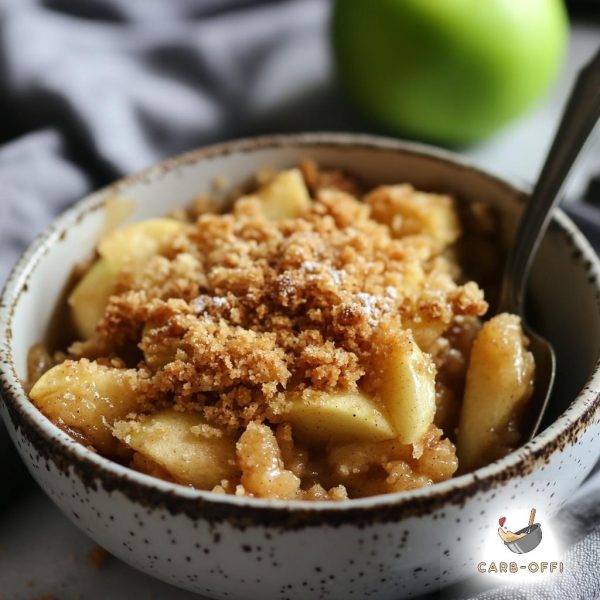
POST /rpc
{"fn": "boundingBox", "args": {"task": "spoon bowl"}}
[522,329,555,441]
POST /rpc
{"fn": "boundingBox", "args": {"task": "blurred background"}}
[0,1,598,598]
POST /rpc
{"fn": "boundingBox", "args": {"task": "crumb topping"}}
[84,182,487,434]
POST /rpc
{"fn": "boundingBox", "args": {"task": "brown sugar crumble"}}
[95,180,486,428]
[28,160,534,500]
[87,545,110,569]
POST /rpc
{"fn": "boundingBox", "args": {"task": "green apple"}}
[331,0,568,144]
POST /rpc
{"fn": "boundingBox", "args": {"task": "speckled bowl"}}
[1,134,599,600]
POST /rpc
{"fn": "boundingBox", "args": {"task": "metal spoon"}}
[497,48,600,441]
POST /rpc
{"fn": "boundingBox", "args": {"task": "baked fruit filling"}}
[27,162,534,500]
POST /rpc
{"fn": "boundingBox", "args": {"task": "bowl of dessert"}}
[1,133,599,599]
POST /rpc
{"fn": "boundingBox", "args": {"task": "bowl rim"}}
[1,132,600,527]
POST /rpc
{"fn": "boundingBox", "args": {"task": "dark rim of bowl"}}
[1,133,600,530]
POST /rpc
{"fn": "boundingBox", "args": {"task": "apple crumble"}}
[28,161,534,500]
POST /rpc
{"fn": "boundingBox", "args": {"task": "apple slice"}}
[283,390,397,445]
[365,185,461,251]
[457,313,534,472]
[68,258,119,340]
[256,169,311,220]
[375,326,437,445]
[69,218,187,340]
[98,218,187,266]
[113,409,238,489]
[29,359,138,456]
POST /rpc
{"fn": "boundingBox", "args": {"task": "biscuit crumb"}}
[88,545,110,569]
[92,179,486,438]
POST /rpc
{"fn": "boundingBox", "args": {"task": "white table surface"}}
[0,19,598,600]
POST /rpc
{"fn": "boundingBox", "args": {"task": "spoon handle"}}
[500,49,600,314]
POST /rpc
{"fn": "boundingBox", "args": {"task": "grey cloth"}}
[0,1,598,599]
[0,130,89,280]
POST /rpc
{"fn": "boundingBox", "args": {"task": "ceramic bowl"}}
[505,524,542,555]
[1,134,599,600]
